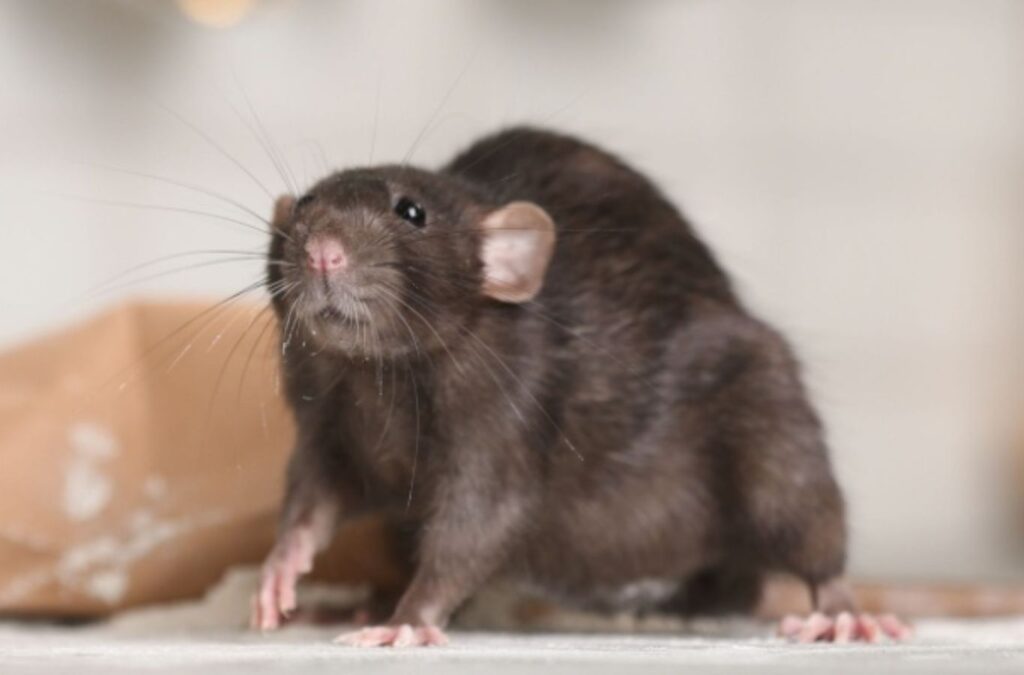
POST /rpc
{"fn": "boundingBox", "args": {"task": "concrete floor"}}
[3,620,1024,674]
[3,570,1024,674]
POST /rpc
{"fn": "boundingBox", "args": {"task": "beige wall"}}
[0,0,1021,580]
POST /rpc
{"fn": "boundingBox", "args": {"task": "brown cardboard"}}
[0,301,402,618]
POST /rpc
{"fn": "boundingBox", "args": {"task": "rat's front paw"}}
[250,529,316,631]
[334,624,449,648]
[250,569,291,632]
[779,611,912,643]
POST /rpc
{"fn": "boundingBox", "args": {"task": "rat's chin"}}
[314,305,365,326]
[304,304,364,336]
[294,302,373,350]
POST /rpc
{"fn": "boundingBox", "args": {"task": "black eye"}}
[394,197,426,227]
[294,194,315,211]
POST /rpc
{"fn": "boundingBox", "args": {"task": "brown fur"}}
[264,127,850,627]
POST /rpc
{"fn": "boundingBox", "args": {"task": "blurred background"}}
[0,0,1021,591]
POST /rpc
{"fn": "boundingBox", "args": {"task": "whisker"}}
[458,322,582,462]
[401,50,477,166]
[209,278,290,355]
[375,282,464,376]
[71,248,268,302]
[200,301,277,447]
[82,162,277,232]
[368,356,398,456]
[84,256,283,300]
[397,282,583,462]
[443,82,593,176]
[231,76,299,194]
[235,303,284,405]
[154,100,276,201]
[368,71,382,164]
[101,276,269,395]
[298,138,331,177]
[380,256,662,399]
[206,277,299,429]
[67,196,272,238]
[405,365,421,511]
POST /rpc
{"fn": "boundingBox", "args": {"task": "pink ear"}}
[272,194,295,228]
[479,201,556,303]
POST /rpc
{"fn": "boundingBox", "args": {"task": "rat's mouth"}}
[316,305,365,326]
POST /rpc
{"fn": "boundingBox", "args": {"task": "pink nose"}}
[305,237,347,274]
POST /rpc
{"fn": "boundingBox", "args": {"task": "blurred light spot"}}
[176,0,256,29]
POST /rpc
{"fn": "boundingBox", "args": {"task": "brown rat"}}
[251,127,910,645]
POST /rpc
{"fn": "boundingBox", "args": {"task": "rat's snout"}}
[305,236,347,275]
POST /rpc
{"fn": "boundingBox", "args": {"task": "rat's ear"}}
[272,194,296,229]
[479,201,556,303]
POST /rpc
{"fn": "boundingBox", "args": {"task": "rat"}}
[250,126,911,646]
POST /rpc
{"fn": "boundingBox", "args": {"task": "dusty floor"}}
[2,570,1023,674]
[5,622,1024,675]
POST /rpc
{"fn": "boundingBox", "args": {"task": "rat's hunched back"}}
[254,128,904,645]
[441,127,846,611]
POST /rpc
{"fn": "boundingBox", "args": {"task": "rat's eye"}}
[394,197,426,227]
[294,194,315,211]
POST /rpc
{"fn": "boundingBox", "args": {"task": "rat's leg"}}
[252,491,337,631]
[252,434,353,631]
[752,465,912,642]
[335,459,531,647]
[753,452,912,642]
[706,327,912,643]
[778,578,913,643]
[749,436,912,642]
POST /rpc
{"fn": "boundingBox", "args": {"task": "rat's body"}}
[253,128,906,645]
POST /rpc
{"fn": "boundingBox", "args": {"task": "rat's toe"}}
[334,624,448,648]
[832,611,855,643]
[878,613,913,641]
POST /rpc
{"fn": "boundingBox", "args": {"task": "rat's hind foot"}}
[779,611,912,643]
[333,624,449,648]
[250,525,318,631]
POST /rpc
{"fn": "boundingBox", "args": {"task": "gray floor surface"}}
[3,620,1024,674]
[3,571,1023,674]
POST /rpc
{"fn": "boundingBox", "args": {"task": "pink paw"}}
[779,611,913,643]
[334,624,449,648]
[250,528,316,632]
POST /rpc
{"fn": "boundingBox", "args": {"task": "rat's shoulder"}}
[444,126,639,186]
[448,126,594,160]
[446,127,655,211]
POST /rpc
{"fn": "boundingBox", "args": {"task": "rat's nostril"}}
[305,237,347,274]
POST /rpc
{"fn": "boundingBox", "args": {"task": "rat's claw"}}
[778,614,804,639]
[421,625,449,646]
[248,594,261,631]
[334,624,449,648]
[778,612,912,643]
[277,566,298,616]
[392,624,417,648]
[255,572,281,631]
[250,526,318,632]
[334,625,399,647]
[797,612,834,642]
[832,611,855,643]
[878,613,914,641]
[856,613,881,643]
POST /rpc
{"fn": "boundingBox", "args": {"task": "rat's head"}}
[267,166,556,358]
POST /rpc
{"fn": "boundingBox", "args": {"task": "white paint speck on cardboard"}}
[84,569,128,605]
[63,460,113,522]
[143,476,168,501]
[62,422,120,521]
[68,422,118,460]
[0,511,229,607]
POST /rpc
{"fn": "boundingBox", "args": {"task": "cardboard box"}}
[0,301,402,618]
